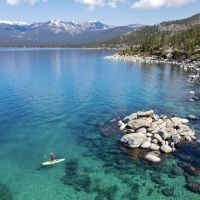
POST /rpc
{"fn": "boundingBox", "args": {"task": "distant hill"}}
[0,20,141,47]
[97,13,200,48]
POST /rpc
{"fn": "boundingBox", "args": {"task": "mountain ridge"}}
[0,20,141,47]
[96,13,200,48]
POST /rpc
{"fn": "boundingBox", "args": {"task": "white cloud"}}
[6,0,47,6]
[5,0,195,9]
[132,0,195,9]
[76,0,104,10]
[108,0,125,8]
[76,0,125,10]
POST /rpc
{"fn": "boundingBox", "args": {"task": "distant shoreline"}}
[0,47,120,50]
[105,53,200,84]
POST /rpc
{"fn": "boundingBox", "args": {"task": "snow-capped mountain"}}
[0,20,141,47]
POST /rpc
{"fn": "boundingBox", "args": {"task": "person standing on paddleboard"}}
[50,152,55,161]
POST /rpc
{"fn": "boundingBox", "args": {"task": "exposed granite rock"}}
[154,134,162,143]
[144,151,161,163]
[141,141,151,149]
[150,143,160,151]
[128,118,151,130]
[120,132,147,148]
[161,145,173,153]
[188,115,198,120]
[118,110,197,162]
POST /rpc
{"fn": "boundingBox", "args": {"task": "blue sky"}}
[0,0,200,25]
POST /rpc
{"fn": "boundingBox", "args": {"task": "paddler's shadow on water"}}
[36,165,56,171]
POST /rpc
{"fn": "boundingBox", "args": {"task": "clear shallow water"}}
[0,48,199,200]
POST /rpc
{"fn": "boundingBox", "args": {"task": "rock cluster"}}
[118,110,197,162]
[105,54,200,84]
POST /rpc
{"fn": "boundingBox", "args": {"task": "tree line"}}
[121,25,200,60]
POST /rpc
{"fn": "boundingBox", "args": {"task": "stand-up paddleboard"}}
[42,158,65,166]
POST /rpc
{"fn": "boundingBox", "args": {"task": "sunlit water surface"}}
[0,48,199,200]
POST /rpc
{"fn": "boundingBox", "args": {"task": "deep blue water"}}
[0,48,199,200]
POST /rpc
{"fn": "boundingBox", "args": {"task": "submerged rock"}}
[171,167,184,176]
[162,187,175,197]
[0,183,12,200]
[183,166,200,177]
[185,183,200,194]
[192,96,199,101]
[150,174,165,185]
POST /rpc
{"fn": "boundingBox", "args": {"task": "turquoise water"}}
[0,48,199,200]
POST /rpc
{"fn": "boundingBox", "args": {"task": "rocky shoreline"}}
[118,110,198,163]
[105,54,200,84]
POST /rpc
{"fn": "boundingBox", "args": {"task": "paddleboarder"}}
[50,152,55,161]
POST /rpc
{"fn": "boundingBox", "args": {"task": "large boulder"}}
[136,127,147,134]
[119,123,127,131]
[189,91,195,95]
[151,127,160,134]
[144,151,161,162]
[150,143,160,151]
[171,117,182,126]
[158,122,166,129]
[171,134,181,144]
[128,119,151,130]
[180,118,189,124]
[159,130,169,140]
[185,135,192,142]
[151,121,158,129]
[146,133,153,137]
[118,120,124,127]
[166,119,174,128]
[156,119,164,125]
[161,145,173,153]
[141,141,151,149]
[152,139,158,144]
[137,110,154,117]
[179,130,195,137]
[154,134,163,143]
[120,132,147,148]
[177,124,191,134]
[125,112,138,120]
[153,114,159,121]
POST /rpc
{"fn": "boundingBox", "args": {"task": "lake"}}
[0,48,199,200]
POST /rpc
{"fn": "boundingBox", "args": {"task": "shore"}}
[105,54,200,84]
